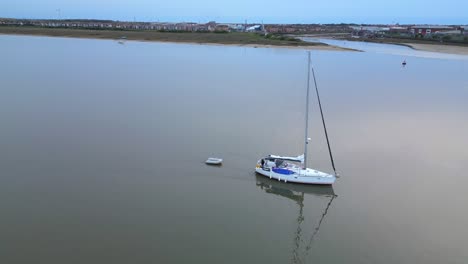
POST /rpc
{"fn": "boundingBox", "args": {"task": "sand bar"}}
[0,26,355,51]
[404,43,468,55]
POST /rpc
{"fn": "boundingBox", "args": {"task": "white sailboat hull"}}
[255,165,336,185]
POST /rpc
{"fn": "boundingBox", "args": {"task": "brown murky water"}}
[1,35,467,264]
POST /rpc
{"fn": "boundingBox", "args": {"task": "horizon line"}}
[1,17,466,26]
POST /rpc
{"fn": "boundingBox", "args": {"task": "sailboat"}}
[255,52,337,185]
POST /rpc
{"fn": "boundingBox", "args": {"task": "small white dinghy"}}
[206,157,223,165]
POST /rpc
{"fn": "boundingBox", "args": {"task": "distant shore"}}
[298,33,468,55]
[0,26,354,51]
[401,43,468,55]
[341,36,468,55]
[347,39,468,55]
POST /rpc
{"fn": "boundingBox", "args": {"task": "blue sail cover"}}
[272,168,295,175]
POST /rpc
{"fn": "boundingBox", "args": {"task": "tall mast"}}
[304,52,311,169]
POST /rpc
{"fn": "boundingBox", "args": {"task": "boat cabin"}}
[259,154,304,170]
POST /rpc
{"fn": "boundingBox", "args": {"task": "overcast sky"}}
[1,0,467,24]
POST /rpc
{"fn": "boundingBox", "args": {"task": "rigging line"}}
[304,194,337,254]
[310,65,338,176]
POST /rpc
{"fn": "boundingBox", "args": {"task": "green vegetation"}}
[324,29,465,47]
[442,35,452,41]
[0,26,326,47]
[343,32,468,47]
[264,33,300,42]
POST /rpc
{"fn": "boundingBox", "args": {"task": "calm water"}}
[1,35,468,264]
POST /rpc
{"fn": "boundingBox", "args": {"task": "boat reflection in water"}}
[255,175,337,264]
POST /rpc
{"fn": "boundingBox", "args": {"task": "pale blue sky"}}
[1,0,466,24]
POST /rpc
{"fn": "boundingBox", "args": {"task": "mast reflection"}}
[255,175,337,264]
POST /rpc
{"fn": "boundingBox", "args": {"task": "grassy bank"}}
[297,32,468,48]
[343,36,468,47]
[0,26,329,47]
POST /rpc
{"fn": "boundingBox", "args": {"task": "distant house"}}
[194,25,209,32]
[215,24,230,32]
[461,26,468,35]
[228,24,244,31]
[206,21,217,31]
[410,25,454,36]
[434,30,464,35]
[350,25,389,38]
[389,26,408,33]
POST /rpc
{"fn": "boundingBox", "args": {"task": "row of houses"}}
[0,18,256,32]
[1,18,346,34]
[265,24,352,34]
[2,18,466,37]
[0,18,211,31]
[0,18,378,35]
[352,25,468,37]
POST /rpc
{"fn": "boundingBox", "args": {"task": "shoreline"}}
[0,26,355,51]
[300,35,468,55]
[340,37,468,55]
[402,43,468,55]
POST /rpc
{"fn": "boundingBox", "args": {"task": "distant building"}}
[350,26,389,32]
[228,24,244,31]
[410,25,454,36]
[434,30,464,35]
[350,25,390,38]
[214,24,230,32]
[388,26,408,33]
[206,21,217,31]
[461,26,468,35]
[246,25,262,32]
